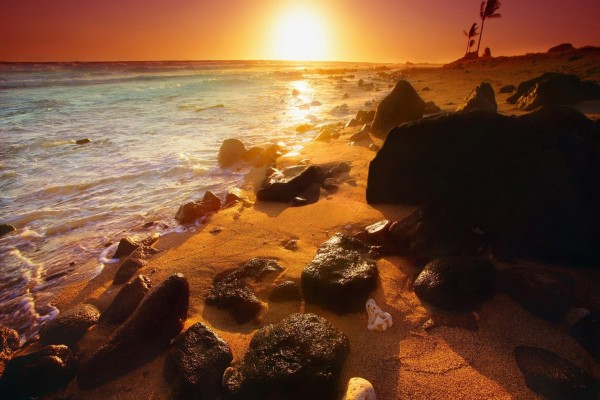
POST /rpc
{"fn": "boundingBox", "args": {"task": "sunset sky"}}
[1,0,599,63]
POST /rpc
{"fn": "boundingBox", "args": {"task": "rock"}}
[311,100,322,106]
[499,84,516,93]
[343,377,377,400]
[223,313,349,400]
[296,123,313,133]
[39,304,100,347]
[0,224,16,237]
[365,110,375,122]
[500,268,574,323]
[323,178,339,192]
[78,273,189,389]
[514,346,597,400]
[101,275,152,324]
[111,237,139,259]
[113,250,147,285]
[366,299,392,332]
[422,86,430,91]
[268,281,302,302]
[367,106,600,266]
[565,307,591,327]
[225,187,246,206]
[368,143,380,152]
[167,322,233,400]
[356,219,391,245]
[315,127,337,142]
[388,209,422,251]
[292,88,300,96]
[350,129,369,142]
[507,72,600,110]
[457,82,497,112]
[0,345,76,399]
[256,165,322,203]
[75,138,91,145]
[0,324,20,374]
[283,239,299,251]
[413,257,496,310]
[570,310,600,364]
[548,43,575,53]
[423,100,441,114]
[331,104,350,115]
[372,80,425,137]
[302,233,378,313]
[346,118,360,128]
[218,138,247,168]
[205,258,284,323]
[175,191,221,224]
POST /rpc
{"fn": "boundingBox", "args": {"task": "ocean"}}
[0,60,391,341]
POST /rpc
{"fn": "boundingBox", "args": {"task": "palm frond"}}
[483,0,502,18]
[487,13,502,19]
[468,23,480,37]
[480,1,486,19]
[463,30,469,37]
[469,39,475,47]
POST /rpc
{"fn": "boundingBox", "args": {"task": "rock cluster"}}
[175,190,221,224]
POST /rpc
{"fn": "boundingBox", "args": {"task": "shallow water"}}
[0,60,392,341]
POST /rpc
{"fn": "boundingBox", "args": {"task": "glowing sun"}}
[271,8,330,61]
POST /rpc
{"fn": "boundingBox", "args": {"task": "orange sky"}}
[1,0,599,63]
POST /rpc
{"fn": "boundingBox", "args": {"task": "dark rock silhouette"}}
[0,224,16,237]
[371,80,425,138]
[167,322,233,400]
[498,84,515,93]
[457,82,497,112]
[75,138,91,145]
[570,311,600,364]
[257,165,321,203]
[39,303,100,347]
[413,257,496,310]
[0,345,76,399]
[78,273,189,389]
[175,191,221,224]
[507,72,600,110]
[101,275,152,324]
[514,346,597,400]
[302,233,378,313]
[223,313,349,400]
[367,106,600,266]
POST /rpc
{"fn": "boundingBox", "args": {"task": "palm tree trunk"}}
[476,19,485,56]
[466,38,470,55]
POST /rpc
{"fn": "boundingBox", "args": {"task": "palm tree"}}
[476,0,502,56]
[463,23,479,55]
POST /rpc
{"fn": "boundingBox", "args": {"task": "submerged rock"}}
[457,82,497,112]
[0,224,16,238]
[205,258,284,323]
[413,257,496,310]
[514,346,597,400]
[508,72,600,110]
[0,345,76,399]
[372,80,425,137]
[101,275,152,324]
[175,191,221,224]
[39,303,100,347]
[367,106,600,266]
[500,268,574,323]
[570,310,600,364]
[167,322,233,400]
[78,273,189,389]
[302,233,378,313]
[223,313,350,400]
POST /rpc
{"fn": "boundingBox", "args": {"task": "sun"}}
[271,8,330,61]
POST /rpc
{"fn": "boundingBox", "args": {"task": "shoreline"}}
[4,48,600,399]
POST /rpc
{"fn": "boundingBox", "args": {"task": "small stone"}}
[0,224,16,237]
[499,84,516,93]
[209,226,223,234]
[283,239,299,251]
[346,179,357,187]
[323,178,339,192]
[75,138,91,145]
[368,143,381,152]
[225,187,246,206]
[343,377,377,400]
[366,299,392,332]
[269,281,302,302]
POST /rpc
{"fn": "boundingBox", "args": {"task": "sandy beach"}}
[3,47,600,399]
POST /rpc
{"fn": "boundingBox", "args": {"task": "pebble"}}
[343,377,377,400]
[366,299,393,332]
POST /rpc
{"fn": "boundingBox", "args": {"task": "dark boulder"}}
[367,106,600,266]
[413,257,496,310]
[499,84,516,94]
[423,100,441,114]
[256,165,322,203]
[0,324,20,374]
[205,258,284,323]
[78,273,189,389]
[167,322,233,400]
[39,304,100,347]
[302,233,378,313]
[268,281,302,302]
[101,275,152,324]
[223,313,349,400]
[570,310,600,364]
[507,72,600,110]
[75,138,91,145]
[218,138,247,168]
[113,248,148,285]
[371,80,425,137]
[500,268,574,323]
[548,43,575,53]
[0,224,16,238]
[457,82,497,112]
[175,191,221,224]
[0,345,76,399]
[514,346,597,400]
[111,237,139,259]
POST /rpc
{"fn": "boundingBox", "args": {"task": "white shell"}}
[366,298,393,332]
[343,377,377,400]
